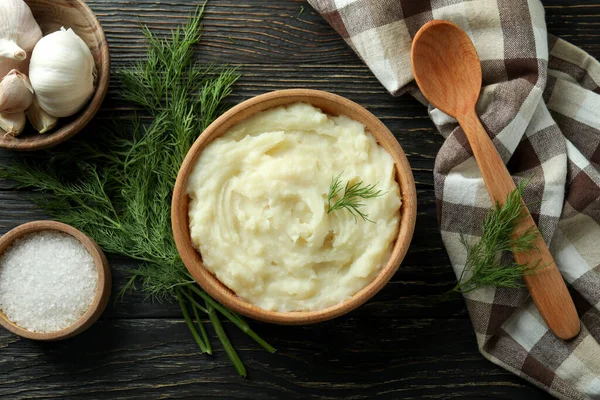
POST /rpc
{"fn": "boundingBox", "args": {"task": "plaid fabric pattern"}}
[308,0,600,399]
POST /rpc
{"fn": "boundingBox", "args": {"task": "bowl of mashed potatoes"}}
[172,89,416,324]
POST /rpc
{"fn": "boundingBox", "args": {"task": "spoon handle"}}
[458,109,580,340]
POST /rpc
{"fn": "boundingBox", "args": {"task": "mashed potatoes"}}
[187,103,401,312]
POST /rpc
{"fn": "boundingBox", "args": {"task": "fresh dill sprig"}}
[327,172,384,222]
[0,6,275,376]
[452,182,542,293]
[297,5,305,18]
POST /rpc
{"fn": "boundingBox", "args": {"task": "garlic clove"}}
[27,96,57,134]
[0,38,26,61]
[0,0,42,62]
[29,27,96,118]
[0,69,33,113]
[0,111,26,137]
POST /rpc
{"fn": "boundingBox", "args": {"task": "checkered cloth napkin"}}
[307,0,600,398]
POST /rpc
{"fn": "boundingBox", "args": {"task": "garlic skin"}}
[29,28,96,118]
[0,111,26,137]
[0,69,33,113]
[27,96,58,134]
[0,58,25,81]
[0,0,42,62]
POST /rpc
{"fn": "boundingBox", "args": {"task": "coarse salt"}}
[0,230,98,333]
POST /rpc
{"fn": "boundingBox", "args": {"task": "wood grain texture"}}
[411,20,579,340]
[1,0,595,398]
[0,318,552,400]
[172,89,417,325]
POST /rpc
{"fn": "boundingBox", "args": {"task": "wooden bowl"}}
[172,89,417,325]
[0,221,111,340]
[0,0,110,151]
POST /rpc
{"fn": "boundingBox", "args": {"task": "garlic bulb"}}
[29,28,96,118]
[27,96,57,134]
[0,69,33,113]
[0,111,26,137]
[0,0,42,62]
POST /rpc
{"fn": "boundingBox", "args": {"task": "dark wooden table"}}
[0,1,595,398]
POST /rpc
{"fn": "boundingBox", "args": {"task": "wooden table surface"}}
[0,1,596,398]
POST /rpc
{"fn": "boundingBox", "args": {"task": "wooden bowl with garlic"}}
[0,0,109,151]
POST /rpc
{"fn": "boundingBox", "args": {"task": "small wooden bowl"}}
[0,221,111,340]
[0,0,110,151]
[172,89,417,325]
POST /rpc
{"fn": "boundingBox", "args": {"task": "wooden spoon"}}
[411,20,580,340]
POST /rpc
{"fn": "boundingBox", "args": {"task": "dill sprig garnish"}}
[327,173,384,222]
[452,182,542,293]
[0,6,275,376]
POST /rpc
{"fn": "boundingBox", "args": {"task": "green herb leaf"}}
[0,6,275,376]
[327,173,385,222]
[452,182,543,293]
[188,284,277,353]
[191,296,212,355]
[207,303,247,377]
[177,289,209,354]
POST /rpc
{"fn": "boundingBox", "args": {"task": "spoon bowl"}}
[411,21,482,117]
